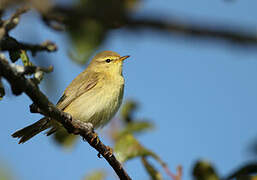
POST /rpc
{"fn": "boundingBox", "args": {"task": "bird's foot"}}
[89,131,99,145]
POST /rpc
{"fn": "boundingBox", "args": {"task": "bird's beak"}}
[119,55,130,62]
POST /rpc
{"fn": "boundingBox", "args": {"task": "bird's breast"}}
[65,75,124,128]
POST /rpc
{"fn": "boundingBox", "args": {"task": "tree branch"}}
[0,7,57,58]
[0,55,132,180]
[43,5,257,48]
[125,17,257,46]
[0,37,57,57]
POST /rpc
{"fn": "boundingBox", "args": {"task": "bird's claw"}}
[90,131,99,145]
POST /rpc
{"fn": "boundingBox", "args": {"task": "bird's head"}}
[88,51,130,75]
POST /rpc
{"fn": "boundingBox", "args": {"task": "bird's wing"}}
[56,71,100,110]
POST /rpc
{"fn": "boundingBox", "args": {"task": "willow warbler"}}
[12,51,130,144]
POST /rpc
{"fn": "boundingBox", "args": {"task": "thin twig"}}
[0,6,29,38]
[0,56,132,180]
[0,37,57,56]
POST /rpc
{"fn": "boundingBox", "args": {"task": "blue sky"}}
[0,0,257,179]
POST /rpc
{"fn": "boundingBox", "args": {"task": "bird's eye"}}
[105,59,111,63]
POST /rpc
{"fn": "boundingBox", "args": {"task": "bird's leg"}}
[89,131,99,144]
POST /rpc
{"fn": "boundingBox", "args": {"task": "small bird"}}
[12,51,130,144]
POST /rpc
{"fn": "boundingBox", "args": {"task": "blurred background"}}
[0,0,257,179]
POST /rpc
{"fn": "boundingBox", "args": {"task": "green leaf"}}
[141,157,163,180]
[114,134,152,163]
[192,160,219,180]
[20,50,33,66]
[0,170,11,180]
[117,121,154,138]
[120,100,138,123]
[114,133,171,179]
[0,160,13,180]
[84,170,106,180]
[68,19,106,64]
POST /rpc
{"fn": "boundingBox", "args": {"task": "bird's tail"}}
[12,118,51,144]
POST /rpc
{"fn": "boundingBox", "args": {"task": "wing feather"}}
[56,71,99,110]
